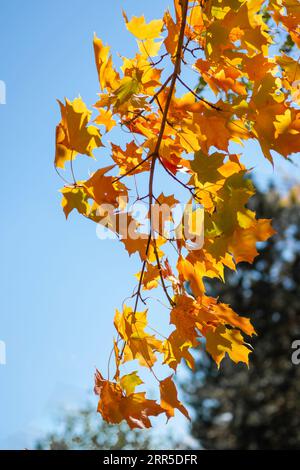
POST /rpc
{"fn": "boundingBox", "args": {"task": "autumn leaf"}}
[84,165,128,208]
[114,306,162,368]
[94,108,116,133]
[123,12,163,40]
[55,97,102,169]
[135,262,160,291]
[93,35,119,91]
[111,141,149,176]
[230,218,275,264]
[205,325,252,367]
[138,38,163,58]
[120,371,143,396]
[191,150,225,184]
[177,256,205,298]
[160,375,190,420]
[162,329,195,371]
[60,185,90,219]
[96,378,163,429]
[163,10,179,57]
[112,76,141,106]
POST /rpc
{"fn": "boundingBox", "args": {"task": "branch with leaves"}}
[54,0,300,429]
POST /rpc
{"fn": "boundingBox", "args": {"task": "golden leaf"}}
[55,97,102,169]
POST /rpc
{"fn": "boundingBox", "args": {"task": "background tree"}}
[184,185,300,450]
[34,402,174,450]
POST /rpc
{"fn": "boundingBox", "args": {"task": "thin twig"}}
[54,164,73,185]
[123,74,173,127]
[112,153,153,183]
[177,75,222,111]
[70,150,77,185]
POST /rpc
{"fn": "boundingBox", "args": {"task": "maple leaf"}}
[123,12,163,40]
[277,54,300,85]
[162,329,195,371]
[205,324,252,367]
[160,375,190,420]
[201,296,256,337]
[191,150,225,184]
[230,218,275,263]
[60,185,90,219]
[169,295,200,345]
[177,256,206,298]
[111,76,141,107]
[195,58,247,96]
[167,293,255,369]
[84,165,128,208]
[55,97,102,169]
[136,262,160,291]
[114,306,162,368]
[111,141,149,176]
[122,235,166,262]
[94,108,116,133]
[138,38,163,58]
[95,376,163,429]
[120,371,143,396]
[163,10,179,57]
[93,35,119,91]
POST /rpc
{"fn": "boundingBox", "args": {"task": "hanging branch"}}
[54,0,297,429]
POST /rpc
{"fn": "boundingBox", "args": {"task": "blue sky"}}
[0,0,299,450]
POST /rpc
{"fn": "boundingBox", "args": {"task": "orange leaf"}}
[160,375,190,420]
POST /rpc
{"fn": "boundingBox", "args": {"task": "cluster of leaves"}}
[185,186,300,449]
[54,0,299,429]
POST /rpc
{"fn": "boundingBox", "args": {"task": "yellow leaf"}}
[163,10,179,57]
[94,108,116,133]
[206,325,252,367]
[120,371,143,396]
[61,186,90,219]
[123,12,163,40]
[162,330,195,371]
[112,76,141,106]
[93,35,119,91]
[135,263,160,291]
[114,306,162,368]
[138,38,162,57]
[55,97,102,169]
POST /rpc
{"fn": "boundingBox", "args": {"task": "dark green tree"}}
[185,185,300,450]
